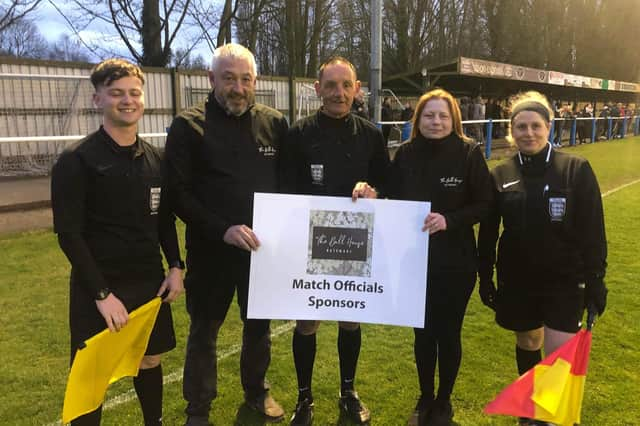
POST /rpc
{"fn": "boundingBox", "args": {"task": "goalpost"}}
[0,73,166,177]
[0,73,99,176]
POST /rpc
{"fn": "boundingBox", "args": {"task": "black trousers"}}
[414,268,476,400]
[182,251,271,417]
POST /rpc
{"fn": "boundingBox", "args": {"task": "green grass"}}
[1,138,639,425]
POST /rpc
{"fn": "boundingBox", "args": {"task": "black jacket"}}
[387,133,492,271]
[477,145,607,288]
[281,111,389,196]
[164,93,288,253]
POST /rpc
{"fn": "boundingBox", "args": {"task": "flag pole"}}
[586,308,596,331]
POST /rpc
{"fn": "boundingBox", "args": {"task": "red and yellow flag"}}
[484,329,592,426]
[62,297,162,424]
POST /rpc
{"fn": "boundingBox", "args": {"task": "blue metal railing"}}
[378,115,639,158]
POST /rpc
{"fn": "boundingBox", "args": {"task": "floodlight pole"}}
[370,0,382,123]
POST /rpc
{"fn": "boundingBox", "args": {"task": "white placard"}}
[248,193,430,328]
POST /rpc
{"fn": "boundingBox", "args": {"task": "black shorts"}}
[69,268,176,361]
[495,280,585,333]
[184,249,251,321]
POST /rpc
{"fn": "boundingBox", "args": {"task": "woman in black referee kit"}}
[477,91,608,426]
[388,88,493,426]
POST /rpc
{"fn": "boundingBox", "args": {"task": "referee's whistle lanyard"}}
[517,141,553,198]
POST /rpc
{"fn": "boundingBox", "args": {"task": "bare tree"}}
[50,0,191,66]
[174,0,640,87]
[172,47,207,69]
[0,0,42,32]
[0,16,47,58]
[46,34,91,62]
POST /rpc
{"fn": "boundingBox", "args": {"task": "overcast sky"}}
[40,2,71,42]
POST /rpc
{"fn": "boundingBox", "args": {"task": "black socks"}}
[293,329,316,402]
[134,364,163,426]
[293,326,362,401]
[516,346,542,375]
[338,326,361,393]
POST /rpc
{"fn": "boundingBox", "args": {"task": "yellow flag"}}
[532,358,572,414]
[62,297,162,424]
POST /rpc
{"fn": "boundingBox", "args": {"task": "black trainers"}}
[338,390,371,424]
[407,394,434,426]
[290,398,314,425]
[427,399,453,426]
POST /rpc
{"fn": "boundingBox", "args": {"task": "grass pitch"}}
[0,138,639,425]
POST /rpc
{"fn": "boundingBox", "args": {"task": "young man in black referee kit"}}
[51,59,184,425]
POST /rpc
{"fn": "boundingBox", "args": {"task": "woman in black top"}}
[388,89,492,426]
[477,91,607,426]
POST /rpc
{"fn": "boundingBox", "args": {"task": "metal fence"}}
[0,60,326,176]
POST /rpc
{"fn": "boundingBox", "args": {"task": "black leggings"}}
[414,270,475,400]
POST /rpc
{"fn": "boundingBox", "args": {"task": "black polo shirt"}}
[52,127,179,297]
[282,110,390,197]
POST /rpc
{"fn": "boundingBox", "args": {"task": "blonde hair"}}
[411,88,471,142]
[507,91,554,144]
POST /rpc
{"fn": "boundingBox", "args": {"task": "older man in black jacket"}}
[164,43,288,426]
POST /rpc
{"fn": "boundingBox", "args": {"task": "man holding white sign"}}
[279,56,390,425]
[165,44,288,425]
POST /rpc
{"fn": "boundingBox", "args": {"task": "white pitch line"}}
[46,321,295,426]
[601,178,640,198]
[44,176,640,425]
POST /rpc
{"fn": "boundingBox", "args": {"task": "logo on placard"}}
[149,187,161,215]
[307,210,373,276]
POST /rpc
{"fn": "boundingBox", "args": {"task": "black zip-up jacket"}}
[281,110,389,196]
[477,145,607,288]
[164,93,288,253]
[387,133,492,271]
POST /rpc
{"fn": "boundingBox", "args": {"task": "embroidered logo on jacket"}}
[548,197,566,221]
[258,146,277,157]
[440,176,463,188]
[150,187,161,215]
[311,164,324,185]
[502,180,520,189]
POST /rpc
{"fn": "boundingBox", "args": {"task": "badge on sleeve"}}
[150,187,161,215]
[548,197,566,221]
[310,164,324,186]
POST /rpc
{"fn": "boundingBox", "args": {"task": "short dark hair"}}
[318,56,357,81]
[90,58,145,89]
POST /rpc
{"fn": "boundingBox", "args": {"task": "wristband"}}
[169,259,185,270]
